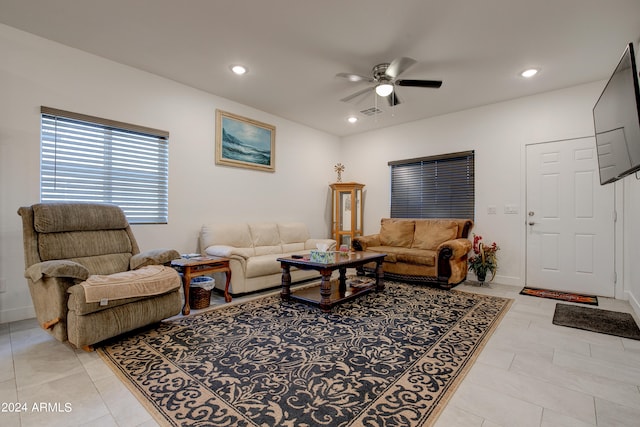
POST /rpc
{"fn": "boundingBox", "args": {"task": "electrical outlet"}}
[0,278,6,293]
[487,205,497,215]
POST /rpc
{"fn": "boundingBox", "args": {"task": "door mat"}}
[520,286,598,305]
[553,303,640,340]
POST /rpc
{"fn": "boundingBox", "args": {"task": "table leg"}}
[338,267,347,294]
[223,267,232,303]
[182,268,192,315]
[280,264,291,300]
[375,260,385,292]
[319,269,332,312]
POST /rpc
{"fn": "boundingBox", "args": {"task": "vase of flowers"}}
[468,234,499,285]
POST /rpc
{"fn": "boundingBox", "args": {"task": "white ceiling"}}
[1,0,640,137]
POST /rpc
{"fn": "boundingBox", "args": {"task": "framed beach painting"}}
[215,110,276,172]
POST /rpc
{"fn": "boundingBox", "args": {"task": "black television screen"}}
[593,42,640,185]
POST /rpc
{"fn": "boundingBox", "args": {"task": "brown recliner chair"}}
[18,203,182,349]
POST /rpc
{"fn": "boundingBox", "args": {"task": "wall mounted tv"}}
[593,42,640,185]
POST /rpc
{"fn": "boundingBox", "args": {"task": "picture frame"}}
[215,109,276,172]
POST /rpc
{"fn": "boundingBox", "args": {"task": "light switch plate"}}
[504,205,519,214]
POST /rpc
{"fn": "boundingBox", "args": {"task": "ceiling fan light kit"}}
[337,57,443,107]
[375,83,394,97]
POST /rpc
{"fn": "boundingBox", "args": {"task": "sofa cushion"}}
[78,265,180,303]
[246,253,284,278]
[201,223,253,249]
[282,242,305,253]
[33,203,128,233]
[396,249,436,267]
[367,246,397,263]
[255,245,283,256]
[278,223,310,243]
[379,219,415,247]
[411,220,459,250]
[249,223,281,247]
[38,230,132,261]
[366,245,436,266]
[68,285,179,316]
[71,253,133,276]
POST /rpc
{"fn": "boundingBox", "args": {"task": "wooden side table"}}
[170,256,232,315]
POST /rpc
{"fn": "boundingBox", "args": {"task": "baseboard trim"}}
[626,289,640,321]
[486,274,522,287]
[0,305,35,324]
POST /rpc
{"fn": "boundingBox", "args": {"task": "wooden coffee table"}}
[277,251,386,312]
[171,256,231,315]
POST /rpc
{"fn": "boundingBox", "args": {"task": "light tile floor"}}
[1,281,639,426]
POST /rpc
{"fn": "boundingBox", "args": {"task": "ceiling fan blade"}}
[396,79,443,88]
[385,57,417,78]
[340,86,373,103]
[336,72,374,83]
[387,91,401,107]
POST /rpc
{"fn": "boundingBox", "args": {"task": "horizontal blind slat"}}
[390,151,474,220]
[40,112,169,224]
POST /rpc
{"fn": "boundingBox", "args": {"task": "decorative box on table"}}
[310,250,337,264]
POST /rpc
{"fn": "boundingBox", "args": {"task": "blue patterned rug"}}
[99,282,512,426]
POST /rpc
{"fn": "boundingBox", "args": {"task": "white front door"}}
[525,137,615,297]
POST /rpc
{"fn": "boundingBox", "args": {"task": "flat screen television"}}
[593,42,640,185]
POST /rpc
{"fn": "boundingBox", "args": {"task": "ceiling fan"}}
[336,57,442,106]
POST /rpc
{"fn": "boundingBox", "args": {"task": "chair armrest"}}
[304,238,337,251]
[130,248,181,270]
[352,234,380,251]
[25,260,89,283]
[436,238,472,259]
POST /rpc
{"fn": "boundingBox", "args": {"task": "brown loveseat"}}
[352,218,473,289]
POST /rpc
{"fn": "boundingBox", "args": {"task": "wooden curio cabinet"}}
[330,182,364,248]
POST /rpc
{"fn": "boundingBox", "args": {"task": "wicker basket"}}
[189,276,214,309]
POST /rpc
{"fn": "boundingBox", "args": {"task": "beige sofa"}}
[352,218,473,289]
[200,222,336,295]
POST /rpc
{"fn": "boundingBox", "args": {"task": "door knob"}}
[528,221,535,226]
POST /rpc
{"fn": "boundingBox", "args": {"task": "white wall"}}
[341,82,618,288]
[0,24,341,323]
[624,176,640,314]
[2,23,638,323]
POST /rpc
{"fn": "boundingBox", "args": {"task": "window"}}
[389,150,474,219]
[40,107,169,224]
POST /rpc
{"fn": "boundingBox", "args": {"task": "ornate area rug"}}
[520,286,598,305]
[99,282,512,426]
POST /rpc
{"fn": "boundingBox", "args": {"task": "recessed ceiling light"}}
[230,65,248,75]
[520,68,539,78]
[347,116,358,124]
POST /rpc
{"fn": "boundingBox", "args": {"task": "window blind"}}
[40,107,169,224]
[389,151,475,219]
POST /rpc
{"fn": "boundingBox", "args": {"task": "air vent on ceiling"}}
[360,107,383,116]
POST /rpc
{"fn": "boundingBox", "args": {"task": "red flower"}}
[468,233,500,280]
